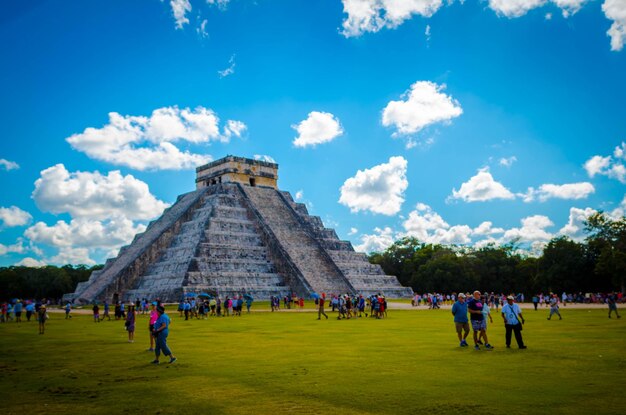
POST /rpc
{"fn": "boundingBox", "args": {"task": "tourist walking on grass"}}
[102,300,111,321]
[151,305,177,364]
[125,304,136,342]
[451,293,469,347]
[479,296,494,345]
[148,302,158,351]
[317,293,328,320]
[547,294,562,320]
[92,303,100,322]
[25,302,35,322]
[607,293,621,318]
[468,291,493,350]
[502,296,527,349]
[14,300,23,323]
[37,305,47,334]
[64,301,72,319]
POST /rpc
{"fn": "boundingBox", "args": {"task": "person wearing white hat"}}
[501,296,527,349]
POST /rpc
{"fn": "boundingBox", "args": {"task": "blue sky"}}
[1,0,625,266]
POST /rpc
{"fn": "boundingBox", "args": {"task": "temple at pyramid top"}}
[65,155,412,304]
[196,155,279,189]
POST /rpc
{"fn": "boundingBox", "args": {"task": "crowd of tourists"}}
[313,293,389,320]
[175,295,255,319]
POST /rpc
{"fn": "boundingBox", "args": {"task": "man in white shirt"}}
[501,296,527,349]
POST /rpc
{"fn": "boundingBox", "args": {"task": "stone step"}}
[343,275,403,286]
[328,251,369,262]
[196,260,275,273]
[206,221,258,234]
[334,263,385,274]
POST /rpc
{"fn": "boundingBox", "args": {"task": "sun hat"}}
[458,293,466,298]
[507,295,514,300]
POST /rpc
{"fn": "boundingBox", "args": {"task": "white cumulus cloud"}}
[223,120,247,139]
[340,0,444,37]
[402,202,449,241]
[488,0,547,18]
[402,203,476,245]
[25,217,145,249]
[0,239,25,256]
[339,156,408,215]
[450,168,515,202]
[488,0,589,18]
[292,111,344,148]
[523,182,595,202]
[502,215,554,244]
[0,206,33,227]
[473,221,505,236]
[32,164,169,221]
[558,206,597,240]
[15,257,47,267]
[354,226,396,253]
[603,0,626,51]
[0,158,19,171]
[382,81,462,137]
[66,106,244,170]
[50,247,96,266]
[584,142,626,183]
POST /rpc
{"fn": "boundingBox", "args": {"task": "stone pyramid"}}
[66,156,412,304]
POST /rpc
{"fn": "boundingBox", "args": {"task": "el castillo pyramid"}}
[66,156,412,304]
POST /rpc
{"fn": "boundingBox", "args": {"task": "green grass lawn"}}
[1,305,624,414]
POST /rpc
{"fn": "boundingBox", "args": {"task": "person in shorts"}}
[547,294,562,320]
[38,305,47,335]
[467,291,493,350]
[148,302,158,351]
[451,293,469,347]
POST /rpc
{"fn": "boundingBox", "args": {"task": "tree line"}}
[0,264,102,301]
[368,211,626,295]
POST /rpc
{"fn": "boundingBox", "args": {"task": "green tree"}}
[585,212,626,292]
[537,236,593,293]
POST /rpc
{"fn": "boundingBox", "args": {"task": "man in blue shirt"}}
[451,293,469,347]
[151,306,177,364]
[467,291,493,350]
[14,300,23,323]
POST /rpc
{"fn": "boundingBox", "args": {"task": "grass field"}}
[1,304,624,414]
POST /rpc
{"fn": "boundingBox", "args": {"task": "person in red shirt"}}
[317,294,328,320]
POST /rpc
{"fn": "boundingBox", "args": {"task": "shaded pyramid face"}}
[67,166,412,304]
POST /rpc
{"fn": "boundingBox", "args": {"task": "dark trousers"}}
[505,323,524,347]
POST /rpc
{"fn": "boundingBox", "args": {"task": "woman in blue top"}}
[151,306,177,364]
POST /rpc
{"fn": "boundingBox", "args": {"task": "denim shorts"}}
[471,319,486,331]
